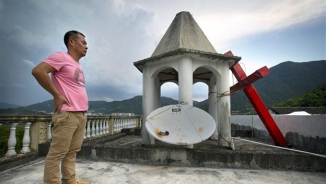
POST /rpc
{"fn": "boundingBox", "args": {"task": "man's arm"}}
[31,62,69,112]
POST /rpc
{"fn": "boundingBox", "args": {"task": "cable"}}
[232,137,326,159]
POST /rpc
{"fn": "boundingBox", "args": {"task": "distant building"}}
[268,107,326,115]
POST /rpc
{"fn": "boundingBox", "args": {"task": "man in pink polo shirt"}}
[32,30,89,184]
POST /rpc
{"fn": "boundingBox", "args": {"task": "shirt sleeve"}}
[44,52,65,71]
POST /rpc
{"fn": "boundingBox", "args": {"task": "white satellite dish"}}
[145,104,216,145]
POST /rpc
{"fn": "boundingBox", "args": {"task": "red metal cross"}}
[227,51,288,147]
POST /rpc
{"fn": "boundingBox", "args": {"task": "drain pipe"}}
[232,137,326,159]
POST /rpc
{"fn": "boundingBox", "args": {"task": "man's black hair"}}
[64,30,85,48]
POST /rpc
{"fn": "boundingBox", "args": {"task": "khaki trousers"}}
[44,111,87,184]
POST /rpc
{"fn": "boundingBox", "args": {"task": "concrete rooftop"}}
[1,133,326,184]
[1,158,326,184]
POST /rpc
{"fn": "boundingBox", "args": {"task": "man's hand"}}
[54,95,70,113]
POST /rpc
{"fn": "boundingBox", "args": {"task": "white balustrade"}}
[1,115,141,158]
[5,123,18,157]
[21,122,31,154]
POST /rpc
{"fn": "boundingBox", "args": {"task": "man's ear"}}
[69,39,74,47]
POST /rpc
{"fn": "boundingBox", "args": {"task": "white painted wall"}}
[231,115,326,138]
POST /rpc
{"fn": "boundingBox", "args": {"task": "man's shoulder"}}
[46,52,64,60]
[46,52,75,63]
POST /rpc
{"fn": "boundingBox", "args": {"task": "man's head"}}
[64,30,88,58]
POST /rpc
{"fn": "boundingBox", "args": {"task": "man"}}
[32,30,89,184]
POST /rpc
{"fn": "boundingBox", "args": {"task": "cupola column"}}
[142,66,156,145]
[217,63,232,147]
[209,75,219,140]
[178,56,193,105]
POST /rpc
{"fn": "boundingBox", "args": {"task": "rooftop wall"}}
[231,115,326,154]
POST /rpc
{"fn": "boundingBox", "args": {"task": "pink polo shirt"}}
[44,52,88,112]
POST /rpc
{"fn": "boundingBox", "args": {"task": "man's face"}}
[72,34,88,57]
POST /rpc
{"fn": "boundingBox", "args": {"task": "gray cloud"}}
[0,0,325,106]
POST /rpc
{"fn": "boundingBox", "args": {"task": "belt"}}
[68,111,87,113]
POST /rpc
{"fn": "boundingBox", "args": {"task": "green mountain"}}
[18,96,181,115]
[0,107,47,115]
[230,60,326,113]
[20,96,202,115]
[0,102,21,109]
[273,84,326,107]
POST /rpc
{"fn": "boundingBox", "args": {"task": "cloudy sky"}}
[0,0,325,106]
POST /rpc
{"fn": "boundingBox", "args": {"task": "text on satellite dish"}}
[172,108,181,112]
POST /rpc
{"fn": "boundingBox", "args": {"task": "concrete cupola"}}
[151,11,217,56]
[134,11,241,148]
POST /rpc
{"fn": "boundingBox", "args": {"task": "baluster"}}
[122,119,125,129]
[103,119,107,134]
[100,119,103,135]
[5,123,18,157]
[86,120,91,138]
[112,119,115,133]
[96,119,99,136]
[117,118,121,132]
[91,119,96,137]
[118,119,121,131]
[107,119,113,134]
[47,122,52,141]
[114,119,117,133]
[21,122,31,154]
[106,119,109,134]
[107,119,110,134]
[120,119,122,131]
[120,119,122,132]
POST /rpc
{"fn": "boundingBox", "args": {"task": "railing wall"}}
[0,115,142,158]
[231,114,326,154]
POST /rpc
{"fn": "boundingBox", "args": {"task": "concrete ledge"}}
[38,133,128,156]
[0,152,43,172]
[77,135,326,172]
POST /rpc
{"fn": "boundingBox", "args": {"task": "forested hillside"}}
[231,60,326,112]
[273,84,326,107]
